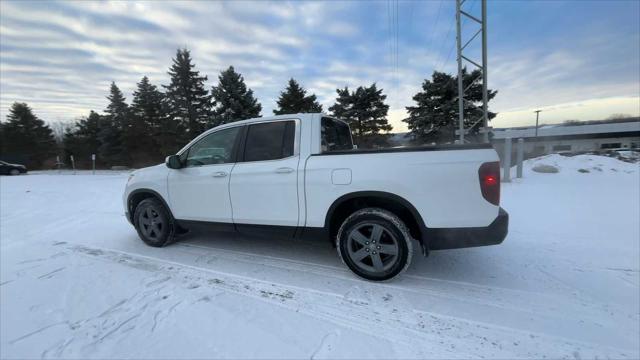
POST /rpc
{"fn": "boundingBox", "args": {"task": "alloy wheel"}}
[139,207,163,240]
[346,222,399,273]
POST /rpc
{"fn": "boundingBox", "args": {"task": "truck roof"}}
[214,113,323,129]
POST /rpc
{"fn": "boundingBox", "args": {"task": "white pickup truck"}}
[124,113,508,280]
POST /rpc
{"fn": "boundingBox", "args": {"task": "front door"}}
[230,120,300,234]
[168,126,242,223]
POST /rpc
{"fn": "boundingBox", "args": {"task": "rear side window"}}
[244,121,296,162]
[321,117,353,152]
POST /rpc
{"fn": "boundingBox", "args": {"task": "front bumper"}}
[426,207,509,250]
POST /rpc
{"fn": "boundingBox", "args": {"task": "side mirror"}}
[165,155,182,169]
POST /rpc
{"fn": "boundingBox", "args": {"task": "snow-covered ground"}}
[1,155,638,359]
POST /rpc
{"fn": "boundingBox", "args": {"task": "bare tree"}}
[49,120,75,145]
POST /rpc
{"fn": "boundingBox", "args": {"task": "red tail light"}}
[478,162,500,205]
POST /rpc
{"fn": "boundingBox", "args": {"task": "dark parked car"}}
[0,160,27,175]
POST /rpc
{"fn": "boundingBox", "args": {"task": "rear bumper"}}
[426,208,508,250]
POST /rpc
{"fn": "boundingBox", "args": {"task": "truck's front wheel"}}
[133,198,176,247]
[336,208,413,281]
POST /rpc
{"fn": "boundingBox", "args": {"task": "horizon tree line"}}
[0,47,498,169]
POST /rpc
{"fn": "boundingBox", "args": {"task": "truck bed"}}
[304,145,501,230]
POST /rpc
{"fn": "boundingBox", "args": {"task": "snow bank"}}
[515,153,638,177]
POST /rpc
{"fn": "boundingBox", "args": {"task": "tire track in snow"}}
[9,322,68,345]
[69,243,637,359]
[37,267,65,279]
[175,241,626,328]
[70,243,473,358]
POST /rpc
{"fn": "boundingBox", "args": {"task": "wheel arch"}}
[127,189,173,223]
[324,191,427,248]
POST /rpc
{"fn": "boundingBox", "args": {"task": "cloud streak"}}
[1,0,638,131]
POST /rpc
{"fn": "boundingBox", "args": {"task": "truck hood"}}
[129,163,167,181]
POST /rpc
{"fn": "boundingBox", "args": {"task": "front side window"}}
[243,121,296,162]
[184,126,241,167]
[321,117,353,152]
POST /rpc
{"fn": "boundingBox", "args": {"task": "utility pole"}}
[455,0,464,144]
[481,0,489,143]
[534,110,542,138]
[455,0,489,143]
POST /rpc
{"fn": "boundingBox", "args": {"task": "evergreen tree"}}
[163,49,212,144]
[273,78,323,115]
[130,76,166,163]
[329,86,354,123]
[98,82,128,165]
[211,66,262,126]
[0,123,4,155]
[329,83,392,147]
[63,111,103,166]
[0,102,56,168]
[403,69,497,143]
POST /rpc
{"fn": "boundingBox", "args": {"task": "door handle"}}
[212,171,228,178]
[275,167,294,174]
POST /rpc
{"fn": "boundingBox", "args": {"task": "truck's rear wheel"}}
[336,208,413,281]
[133,198,175,247]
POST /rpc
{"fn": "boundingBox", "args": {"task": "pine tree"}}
[329,83,392,147]
[163,49,212,144]
[328,86,354,122]
[352,83,392,137]
[63,111,103,167]
[404,69,497,143]
[130,76,166,163]
[98,82,128,165]
[0,102,56,168]
[211,66,262,126]
[273,78,323,115]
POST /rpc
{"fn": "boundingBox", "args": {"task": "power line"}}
[396,0,400,81]
[386,0,400,108]
[395,0,400,107]
[434,4,455,72]
[424,0,444,61]
[387,0,394,81]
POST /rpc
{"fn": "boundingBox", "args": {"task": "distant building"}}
[491,118,640,158]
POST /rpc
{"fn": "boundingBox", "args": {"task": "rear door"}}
[229,120,300,235]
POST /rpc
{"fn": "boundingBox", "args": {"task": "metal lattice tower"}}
[455,0,489,143]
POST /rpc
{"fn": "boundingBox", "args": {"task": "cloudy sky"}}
[1,0,639,132]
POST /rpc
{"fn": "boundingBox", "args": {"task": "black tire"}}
[9,169,19,176]
[336,208,413,281]
[133,198,176,247]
